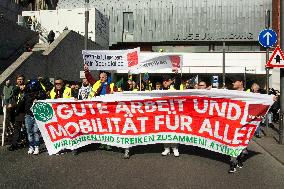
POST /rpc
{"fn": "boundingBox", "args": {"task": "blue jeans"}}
[25,115,40,147]
[255,126,261,136]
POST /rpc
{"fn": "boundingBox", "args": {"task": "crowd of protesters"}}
[1,64,280,173]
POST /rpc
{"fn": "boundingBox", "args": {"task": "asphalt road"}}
[0,142,283,189]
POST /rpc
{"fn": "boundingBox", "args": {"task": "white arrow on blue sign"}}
[258,29,277,48]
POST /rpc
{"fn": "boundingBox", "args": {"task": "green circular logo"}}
[33,102,54,122]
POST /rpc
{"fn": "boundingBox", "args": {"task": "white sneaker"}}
[173,147,179,157]
[161,148,170,156]
[28,147,34,154]
[33,146,39,155]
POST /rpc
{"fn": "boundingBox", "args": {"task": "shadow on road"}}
[38,142,261,165]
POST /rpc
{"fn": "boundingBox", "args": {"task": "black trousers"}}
[230,148,247,166]
[11,113,25,146]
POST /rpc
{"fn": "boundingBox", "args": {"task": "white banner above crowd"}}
[82,48,182,73]
[82,48,139,70]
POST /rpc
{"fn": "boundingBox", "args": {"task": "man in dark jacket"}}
[18,79,46,155]
[8,75,26,151]
[47,30,55,44]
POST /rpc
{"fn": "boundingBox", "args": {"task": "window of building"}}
[123,12,134,34]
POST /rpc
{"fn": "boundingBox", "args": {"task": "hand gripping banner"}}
[32,90,274,157]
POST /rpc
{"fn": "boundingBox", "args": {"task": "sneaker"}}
[123,152,130,159]
[33,146,39,155]
[172,147,180,157]
[105,145,112,151]
[161,148,170,156]
[72,149,79,156]
[237,161,243,169]
[99,144,106,150]
[255,134,261,138]
[28,146,34,154]
[228,165,237,173]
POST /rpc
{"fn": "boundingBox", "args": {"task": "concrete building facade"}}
[18,0,281,89]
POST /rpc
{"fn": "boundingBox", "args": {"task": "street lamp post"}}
[222,42,226,88]
[84,0,89,50]
[265,9,270,95]
[279,0,284,144]
[264,9,270,134]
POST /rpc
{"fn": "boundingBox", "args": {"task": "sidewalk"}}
[253,123,284,165]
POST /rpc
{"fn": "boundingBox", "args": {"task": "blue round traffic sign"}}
[258,29,277,48]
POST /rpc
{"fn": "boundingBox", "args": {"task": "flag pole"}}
[180,55,183,79]
[1,105,6,146]
[139,73,142,91]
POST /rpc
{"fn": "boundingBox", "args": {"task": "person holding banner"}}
[143,73,153,91]
[249,83,265,138]
[229,78,248,173]
[84,64,116,151]
[49,78,76,155]
[19,79,46,155]
[88,71,115,97]
[83,64,116,97]
[161,74,181,157]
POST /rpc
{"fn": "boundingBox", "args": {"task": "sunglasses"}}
[55,83,62,85]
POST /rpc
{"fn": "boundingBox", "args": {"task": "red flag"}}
[170,55,181,72]
[127,51,138,67]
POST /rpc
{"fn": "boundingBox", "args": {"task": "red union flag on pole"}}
[127,50,139,67]
[129,54,183,73]
[32,90,274,157]
[170,55,181,71]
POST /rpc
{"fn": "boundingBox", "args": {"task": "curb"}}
[253,138,284,166]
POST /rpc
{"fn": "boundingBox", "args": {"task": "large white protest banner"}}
[82,48,139,70]
[130,55,182,74]
[32,90,274,156]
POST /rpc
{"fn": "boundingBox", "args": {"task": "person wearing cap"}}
[19,79,46,155]
[161,74,181,157]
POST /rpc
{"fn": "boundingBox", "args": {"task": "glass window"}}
[123,12,134,34]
